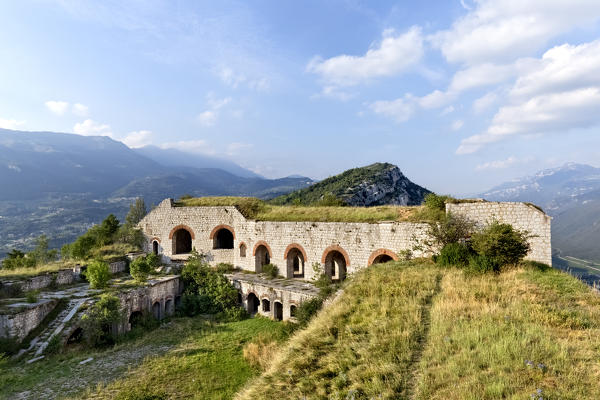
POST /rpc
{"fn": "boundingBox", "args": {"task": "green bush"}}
[437,243,472,267]
[25,290,39,303]
[261,263,279,279]
[179,293,212,316]
[215,263,234,273]
[295,297,324,326]
[467,254,500,274]
[427,212,475,248]
[87,260,111,289]
[130,256,152,282]
[0,337,20,355]
[424,193,453,211]
[145,253,161,270]
[81,293,124,347]
[471,221,530,269]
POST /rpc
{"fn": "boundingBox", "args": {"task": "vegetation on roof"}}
[174,196,426,223]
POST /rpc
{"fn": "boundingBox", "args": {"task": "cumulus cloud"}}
[45,100,70,116]
[72,103,89,117]
[73,119,113,137]
[307,27,423,87]
[0,118,25,130]
[430,0,600,65]
[159,140,215,155]
[122,130,152,148]
[473,91,499,113]
[458,40,600,154]
[369,96,416,123]
[476,156,519,170]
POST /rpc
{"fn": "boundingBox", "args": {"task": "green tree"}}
[471,221,531,269]
[81,294,124,347]
[30,235,58,265]
[125,198,147,227]
[130,256,152,282]
[96,214,120,246]
[427,212,475,248]
[86,260,111,289]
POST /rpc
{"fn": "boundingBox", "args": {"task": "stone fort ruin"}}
[139,198,552,320]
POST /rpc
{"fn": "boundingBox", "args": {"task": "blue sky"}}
[1,1,600,194]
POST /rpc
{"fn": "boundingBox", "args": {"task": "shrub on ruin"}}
[427,212,475,248]
[145,252,161,270]
[261,263,279,279]
[467,254,500,274]
[87,260,111,289]
[437,243,472,267]
[130,256,152,282]
[81,293,124,347]
[295,297,325,327]
[215,263,234,273]
[470,221,530,270]
[26,290,39,303]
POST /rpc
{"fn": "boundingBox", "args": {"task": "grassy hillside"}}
[237,261,600,399]
[175,196,424,223]
[269,162,430,206]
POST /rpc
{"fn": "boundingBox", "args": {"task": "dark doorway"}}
[152,302,161,320]
[213,229,234,249]
[290,305,297,318]
[255,245,270,273]
[129,311,143,328]
[372,254,393,264]
[274,302,283,321]
[262,298,271,312]
[173,229,192,254]
[324,250,347,282]
[286,248,305,278]
[152,241,159,255]
[247,293,259,314]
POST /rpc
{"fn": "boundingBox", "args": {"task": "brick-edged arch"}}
[321,245,351,266]
[283,243,308,262]
[239,241,247,249]
[209,224,236,240]
[367,248,399,266]
[252,240,272,257]
[168,225,195,240]
[151,237,161,243]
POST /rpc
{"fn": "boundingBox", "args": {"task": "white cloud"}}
[197,110,217,127]
[451,120,464,131]
[473,91,499,113]
[72,103,89,117]
[73,119,113,137]
[0,118,25,130]
[217,67,270,91]
[226,142,253,156]
[448,62,517,92]
[207,96,231,110]
[307,27,423,87]
[159,140,215,155]
[417,89,455,109]
[458,40,600,154]
[122,130,152,148]
[440,106,455,116]
[476,156,519,170]
[45,100,70,116]
[430,0,600,66]
[369,95,416,123]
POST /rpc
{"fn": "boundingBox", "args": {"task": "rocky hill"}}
[271,162,430,206]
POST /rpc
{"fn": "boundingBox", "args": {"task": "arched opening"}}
[274,302,283,321]
[240,243,247,258]
[152,301,161,320]
[247,293,259,314]
[152,241,159,255]
[129,311,143,328]
[262,298,271,312]
[175,296,182,308]
[254,245,270,273]
[286,248,305,278]
[172,229,192,254]
[237,292,243,305]
[213,228,234,249]
[372,254,393,264]
[290,305,297,318]
[165,299,174,316]
[67,327,83,344]
[324,250,347,282]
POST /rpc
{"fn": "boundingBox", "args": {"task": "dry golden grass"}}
[236,260,441,400]
[175,196,423,223]
[0,260,78,280]
[413,267,600,399]
[242,333,280,371]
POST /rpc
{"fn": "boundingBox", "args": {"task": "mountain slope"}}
[271,162,430,206]
[0,129,165,200]
[480,162,600,262]
[133,145,262,179]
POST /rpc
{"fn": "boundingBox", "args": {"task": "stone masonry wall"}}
[446,202,552,266]
[0,299,58,341]
[139,198,553,280]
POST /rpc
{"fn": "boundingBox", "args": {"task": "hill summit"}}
[271,162,430,206]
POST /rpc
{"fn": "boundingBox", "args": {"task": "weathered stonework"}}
[0,299,58,341]
[139,199,552,280]
[109,260,127,274]
[447,202,552,266]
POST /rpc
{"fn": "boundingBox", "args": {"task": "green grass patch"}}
[175,196,422,223]
[237,260,442,399]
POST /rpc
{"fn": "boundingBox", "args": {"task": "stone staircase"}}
[17,298,86,362]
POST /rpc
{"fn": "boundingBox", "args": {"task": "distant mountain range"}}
[0,128,312,257]
[271,162,430,206]
[481,163,600,262]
